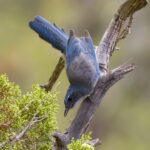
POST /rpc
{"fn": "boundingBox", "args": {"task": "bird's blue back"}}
[66,31,100,89]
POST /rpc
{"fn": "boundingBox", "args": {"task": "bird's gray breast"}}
[66,52,97,88]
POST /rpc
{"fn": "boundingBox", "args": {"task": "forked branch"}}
[40,0,147,149]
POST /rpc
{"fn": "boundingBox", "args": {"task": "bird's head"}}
[64,85,89,116]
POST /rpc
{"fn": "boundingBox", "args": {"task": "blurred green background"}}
[0,0,150,149]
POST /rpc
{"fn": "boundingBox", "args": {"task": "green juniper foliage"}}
[0,74,58,150]
[0,74,94,150]
[67,133,94,150]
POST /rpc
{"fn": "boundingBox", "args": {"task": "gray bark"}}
[42,0,148,149]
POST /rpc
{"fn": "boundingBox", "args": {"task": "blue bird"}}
[29,16,100,116]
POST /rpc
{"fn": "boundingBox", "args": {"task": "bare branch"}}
[13,99,35,119]
[40,56,65,92]
[116,14,133,42]
[54,131,69,150]
[52,0,147,149]
[96,0,148,73]
[0,141,9,148]
[66,64,136,141]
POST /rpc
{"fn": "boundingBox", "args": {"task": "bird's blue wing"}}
[66,30,99,72]
[65,30,81,68]
[66,30,100,86]
[80,31,100,74]
[79,31,96,57]
[29,16,69,53]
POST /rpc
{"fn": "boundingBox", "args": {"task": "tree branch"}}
[40,55,65,92]
[96,0,147,73]
[52,0,147,149]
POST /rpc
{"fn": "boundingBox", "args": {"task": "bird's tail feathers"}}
[29,16,68,53]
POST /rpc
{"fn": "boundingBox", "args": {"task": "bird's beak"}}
[64,108,69,117]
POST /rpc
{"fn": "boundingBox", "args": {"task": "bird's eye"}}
[68,97,72,102]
